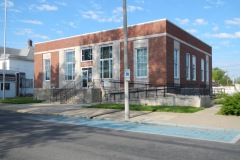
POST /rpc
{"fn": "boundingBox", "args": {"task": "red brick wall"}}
[34,54,43,88]
[166,20,212,54]
[35,20,167,53]
[51,52,59,88]
[149,37,167,85]
[166,37,174,85]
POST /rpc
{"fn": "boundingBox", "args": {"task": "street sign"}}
[125,69,130,81]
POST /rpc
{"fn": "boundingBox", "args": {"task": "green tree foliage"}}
[212,68,232,85]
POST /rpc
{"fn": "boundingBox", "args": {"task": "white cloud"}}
[19,20,43,25]
[0,0,14,7]
[127,5,143,12]
[187,29,198,34]
[37,4,58,10]
[206,0,224,7]
[203,31,240,38]
[175,18,189,25]
[82,10,118,23]
[69,22,78,28]
[225,18,240,26]
[55,1,67,6]
[135,0,144,4]
[30,4,58,11]
[52,29,63,36]
[194,18,208,25]
[81,5,142,23]
[14,28,49,40]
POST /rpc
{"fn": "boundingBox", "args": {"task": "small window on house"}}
[65,50,75,80]
[186,53,190,80]
[1,83,10,90]
[82,48,92,61]
[201,59,205,82]
[174,49,180,79]
[192,55,196,81]
[136,48,148,78]
[44,59,51,81]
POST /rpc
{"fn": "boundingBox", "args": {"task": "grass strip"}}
[0,97,43,104]
[84,103,204,113]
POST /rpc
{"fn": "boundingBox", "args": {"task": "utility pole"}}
[2,0,7,99]
[123,0,129,119]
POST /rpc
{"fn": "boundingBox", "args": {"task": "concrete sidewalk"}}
[0,103,240,130]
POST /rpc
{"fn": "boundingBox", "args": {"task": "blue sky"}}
[0,0,240,79]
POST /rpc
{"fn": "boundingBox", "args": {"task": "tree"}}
[212,68,232,86]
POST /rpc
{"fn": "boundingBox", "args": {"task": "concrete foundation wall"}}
[107,93,211,108]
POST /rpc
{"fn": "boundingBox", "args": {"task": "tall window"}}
[206,60,209,83]
[201,59,205,82]
[44,59,51,81]
[136,48,148,77]
[186,53,190,80]
[174,49,179,78]
[192,55,196,81]
[100,46,112,79]
[82,48,92,61]
[65,50,75,80]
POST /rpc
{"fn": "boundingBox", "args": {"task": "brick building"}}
[34,19,212,100]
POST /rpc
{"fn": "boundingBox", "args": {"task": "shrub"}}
[219,92,240,116]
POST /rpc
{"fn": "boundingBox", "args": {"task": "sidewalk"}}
[1,103,240,130]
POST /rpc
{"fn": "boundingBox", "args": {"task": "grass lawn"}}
[84,103,204,113]
[0,97,43,104]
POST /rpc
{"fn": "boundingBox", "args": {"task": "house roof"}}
[0,45,34,61]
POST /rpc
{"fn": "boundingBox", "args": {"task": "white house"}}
[0,40,34,97]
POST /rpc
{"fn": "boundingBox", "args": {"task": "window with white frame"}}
[201,59,205,82]
[65,50,75,80]
[100,46,112,79]
[192,55,196,81]
[206,60,209,83]
[82,48,92,61]
[136,48,148,77]
[44,59,51,81]
[174,49,179,78]
[186,53,190,80]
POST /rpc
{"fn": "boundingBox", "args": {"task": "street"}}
[0,110,240,160]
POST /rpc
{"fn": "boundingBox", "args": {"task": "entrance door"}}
[82,68,92,88]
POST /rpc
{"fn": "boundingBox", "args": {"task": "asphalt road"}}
[0,110,240,160]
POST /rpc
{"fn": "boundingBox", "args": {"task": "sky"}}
[0,0,239,79]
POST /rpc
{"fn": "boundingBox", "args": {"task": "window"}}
[174,49,179,78]
[44,59,51,81]
[206,60,209,83]
[65,50,75,80]
[192,55,196,81]
[136,48,148,77]
[201,59,205,82]
[82,48,92,61]
[186,53,190,80]
[100,46,112,79]
[1,83,10,90]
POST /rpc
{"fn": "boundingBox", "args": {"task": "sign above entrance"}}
[124,69,130,81]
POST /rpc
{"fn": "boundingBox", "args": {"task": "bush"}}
[219,92,240,116]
